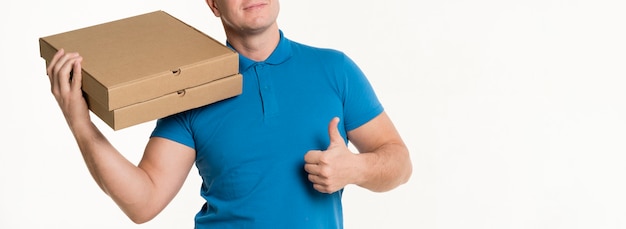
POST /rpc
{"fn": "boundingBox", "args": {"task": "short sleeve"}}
[340,54,384,131]
[150,112,196,150]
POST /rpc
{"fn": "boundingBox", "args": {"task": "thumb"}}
[327,117,344,147]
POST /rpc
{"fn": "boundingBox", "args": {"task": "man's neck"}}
[224,23,281,62]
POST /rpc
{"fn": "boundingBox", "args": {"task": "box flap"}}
[88,73,243,130]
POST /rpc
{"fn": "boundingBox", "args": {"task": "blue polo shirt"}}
[151,31,383,228]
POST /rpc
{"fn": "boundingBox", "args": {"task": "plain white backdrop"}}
[1,0,625,228]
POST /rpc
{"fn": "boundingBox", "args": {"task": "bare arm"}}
[47,49,195,223]
[346,112,412,192]
[304,112,412,193]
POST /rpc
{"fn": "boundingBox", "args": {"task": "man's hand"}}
[46,49,91,129]
[304,117,361,194]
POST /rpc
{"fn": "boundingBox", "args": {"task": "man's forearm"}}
[354,142,412,192]
[70,121,156,222]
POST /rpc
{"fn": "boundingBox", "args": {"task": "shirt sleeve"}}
[150,112,196,150]
[340,53,384,131]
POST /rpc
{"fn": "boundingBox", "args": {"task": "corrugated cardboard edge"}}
[88,73,243,130]
[106,52,238,111]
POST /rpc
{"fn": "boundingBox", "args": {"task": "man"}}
[46,0,412,228]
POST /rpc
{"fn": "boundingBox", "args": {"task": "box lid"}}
[40,10,239,110]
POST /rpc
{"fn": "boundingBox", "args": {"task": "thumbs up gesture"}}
[304,117,360,194]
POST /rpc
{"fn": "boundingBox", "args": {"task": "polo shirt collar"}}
[227,30,293,73]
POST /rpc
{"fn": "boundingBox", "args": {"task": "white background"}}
[1,0,626,228]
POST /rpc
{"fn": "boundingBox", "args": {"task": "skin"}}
[206,0,281,61]
[45,0,412,224]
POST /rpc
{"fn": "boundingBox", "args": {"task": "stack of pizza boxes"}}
[40,11,242,130]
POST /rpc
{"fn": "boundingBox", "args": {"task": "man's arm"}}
[47,49,195,224]
[347,112,412,192]
[304,112,412,193]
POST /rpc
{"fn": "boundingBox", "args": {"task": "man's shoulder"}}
[290,40,344,55]
[288,39,348,61]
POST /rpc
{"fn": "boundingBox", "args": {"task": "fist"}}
[304,117,358,194]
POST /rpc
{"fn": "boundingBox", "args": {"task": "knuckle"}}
[319,167,332,178]
[318,154,330,164]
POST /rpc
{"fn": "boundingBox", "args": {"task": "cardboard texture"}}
[39,11,242,130]
[87,74,242,130]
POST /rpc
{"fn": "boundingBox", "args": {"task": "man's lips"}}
[243,2,267,11]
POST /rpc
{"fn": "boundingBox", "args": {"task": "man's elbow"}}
[128,212,157,225]
[399,158,413,185]
[121,207,159,225]
[378,151,413,192]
